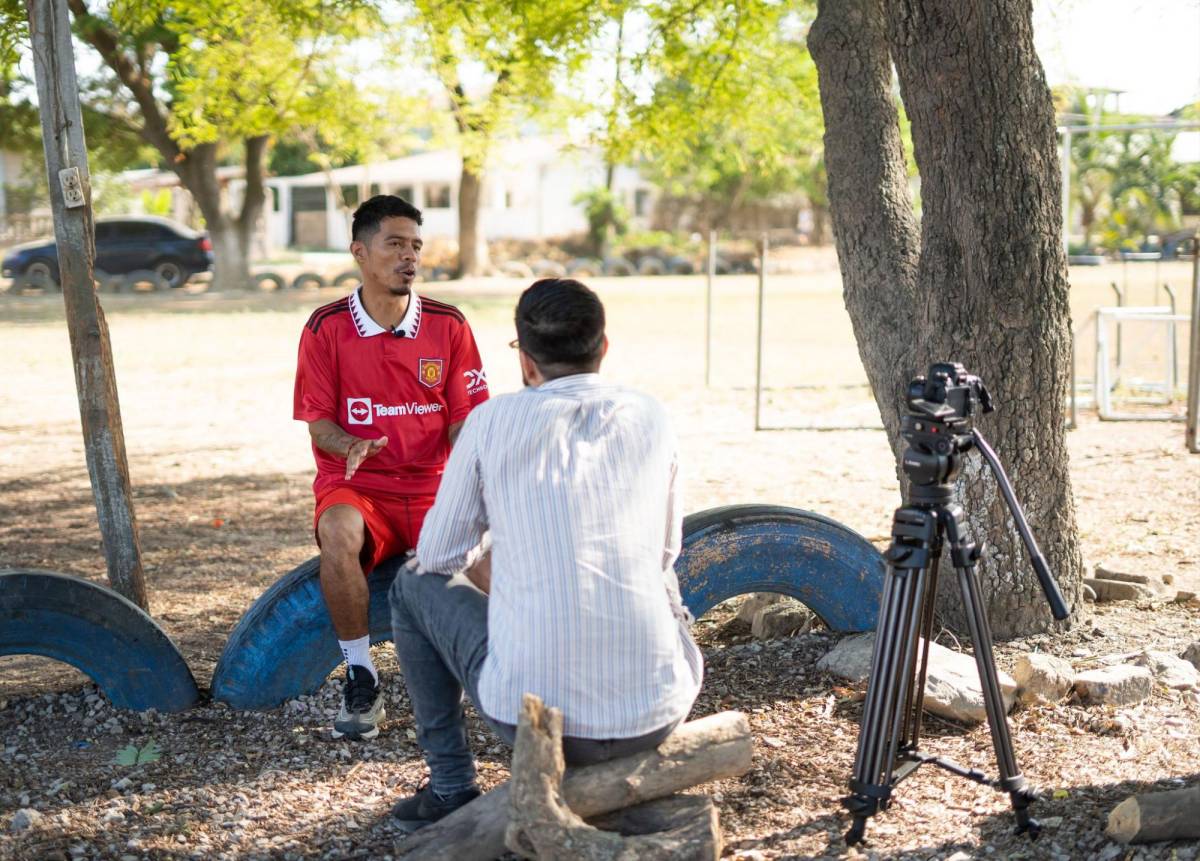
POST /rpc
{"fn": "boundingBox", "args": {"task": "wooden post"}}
[26,0,148,609]
[1186,231,1199,453]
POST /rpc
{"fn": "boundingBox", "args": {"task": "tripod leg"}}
[844,507,937,845]
[943,508,1042,838]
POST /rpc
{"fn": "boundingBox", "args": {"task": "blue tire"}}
[210,555,406,710]
[211,505,885,709]
[678,505,884,632]
[0,569,199,712]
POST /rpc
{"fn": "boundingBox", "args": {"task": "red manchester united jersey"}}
[294,288,489,497]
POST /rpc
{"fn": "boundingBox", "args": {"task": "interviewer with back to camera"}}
[386,277,704,832]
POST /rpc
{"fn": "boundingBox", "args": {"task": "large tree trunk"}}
[457,164,490,277]
[886,0,1083,636]
[811,0,1083,637]
[174,139,266,290]
[809,0,921,457]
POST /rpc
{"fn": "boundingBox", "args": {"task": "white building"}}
[264,137,657,251]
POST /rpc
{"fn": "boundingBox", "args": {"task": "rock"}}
[1073,665,1155,706]
[1082,583,1097,602]
[1094,564,1152,585]
[736,592,785,624]
[1162,574,1175,585]
[1183,641,1200,671]
[10,808,42,832]
[1084,578,1155,602]
[817,632,1016,724]
[1133,650,1200,689]
[751,603,814,640]
[1013,653,1075,704]
[1175,591,1198,604]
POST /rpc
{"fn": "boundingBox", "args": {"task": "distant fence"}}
[0,214,54,247]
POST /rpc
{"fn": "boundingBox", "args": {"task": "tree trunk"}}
[809,0,921,457]
[171,139,265,291]
[885,0,1083,637]
[811,0,1083,637]
[458,164,490,277]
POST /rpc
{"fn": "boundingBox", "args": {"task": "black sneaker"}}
[390,780,481,833]
[331,665,384,740]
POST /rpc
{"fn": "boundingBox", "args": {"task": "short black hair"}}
[515,279,606,373]
[351,194,423,243]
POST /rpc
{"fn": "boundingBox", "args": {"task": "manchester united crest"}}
[418,357,444,388]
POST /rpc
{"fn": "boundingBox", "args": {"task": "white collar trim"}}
[349,288,422,339]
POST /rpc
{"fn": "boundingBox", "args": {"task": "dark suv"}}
[2,215,214,289]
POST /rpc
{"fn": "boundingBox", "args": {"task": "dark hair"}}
[351,194,423,242]
[515,278,606,373]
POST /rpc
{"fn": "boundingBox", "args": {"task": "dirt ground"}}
[1,254,1198,860]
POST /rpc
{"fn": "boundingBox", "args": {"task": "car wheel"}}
[22,259,58,290]
[152,258,188,288]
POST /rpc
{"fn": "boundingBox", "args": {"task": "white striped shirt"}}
[416,373,703,738]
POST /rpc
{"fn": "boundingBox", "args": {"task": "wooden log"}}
[394,708,751,861]
[1105,785,1200,844]
[504,694,721,860]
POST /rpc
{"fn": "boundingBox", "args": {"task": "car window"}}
[94,223,114,241]
[110,221,158,241]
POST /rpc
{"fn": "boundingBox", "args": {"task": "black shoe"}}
[331,665,384,740]
[390,780,481,833]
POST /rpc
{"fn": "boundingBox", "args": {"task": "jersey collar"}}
[349,287,423,339]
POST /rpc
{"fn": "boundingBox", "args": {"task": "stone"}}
[736,593,785,624]
[817,632,1016,724]
[1073,665,1154,706]
[1162,573,1175,585]
[751,603,815,640]
[1183,641,1200,671]
[1094,564,1152,585]
[1083,578,1155,602]
[1133,650,1200,689]
[1013,653,1075,704]
[1175,591,1198,604]
[10,808,42,832]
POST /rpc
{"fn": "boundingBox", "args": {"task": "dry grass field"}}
[1,251,1198,859]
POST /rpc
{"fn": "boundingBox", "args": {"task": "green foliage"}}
[113,739,162,766]
[574,186,628,256]
[139,188,173,217]
[402,0,613,169]
[561,0,823,229]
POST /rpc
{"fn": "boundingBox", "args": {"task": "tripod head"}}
[899,362,1069,621]
[901,362,993,488]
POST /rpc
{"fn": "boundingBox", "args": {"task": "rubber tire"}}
[252,272,286,291]
[291,272,327,290]
[0,569,200,712]
[210,555,406,710]
[332,270,360,287]
[124,269,168,291]
[210,505,884,710]
[677,505,884,632]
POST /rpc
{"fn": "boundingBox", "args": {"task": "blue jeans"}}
[388,569,681,795]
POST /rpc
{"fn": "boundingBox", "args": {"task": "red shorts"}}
[314,487,436,574]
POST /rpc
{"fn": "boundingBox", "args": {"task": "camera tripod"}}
[843,367,1070,846]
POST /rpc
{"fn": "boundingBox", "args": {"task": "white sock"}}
[338,636,378,683]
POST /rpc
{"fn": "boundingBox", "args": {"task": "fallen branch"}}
[504,694,722,860]
[394,709,751,861]
[1106,784,1200,844]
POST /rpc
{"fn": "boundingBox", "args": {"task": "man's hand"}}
[345,435,388,480]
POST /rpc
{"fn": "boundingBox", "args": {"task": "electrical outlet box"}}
[59,167,85,208]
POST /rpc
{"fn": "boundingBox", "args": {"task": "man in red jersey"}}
[294,195,489,740]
